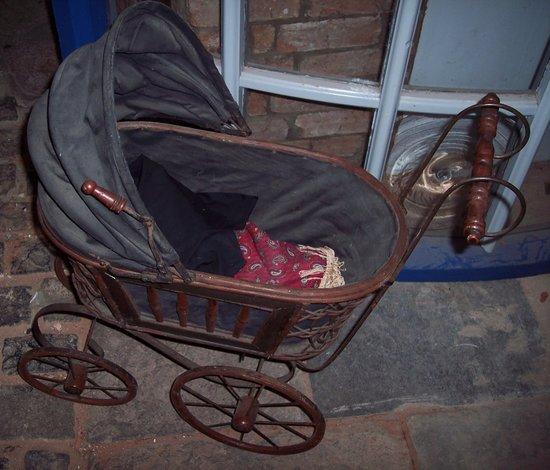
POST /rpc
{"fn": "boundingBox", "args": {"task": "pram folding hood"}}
[28,1,249,272]
[28,1,407,297]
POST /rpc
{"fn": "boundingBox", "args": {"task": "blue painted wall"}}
[50,0,110,59]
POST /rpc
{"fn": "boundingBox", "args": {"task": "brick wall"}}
[0,0,70,342]
[173,0,394,166]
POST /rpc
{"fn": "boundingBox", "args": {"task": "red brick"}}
[186,0,219,27]
[250,24,275,54]
[249,0,300,22]
[305,0,381,18]
[248,53,294,72]
[245,91,268,116]
[270,96,334,114]
[299,48,383,80]
[380,0,395,12]
[247,116,289,141]
[194,28,220,54]
[310,134,367,157]
[277,17,381,53]
[295,109,373,138]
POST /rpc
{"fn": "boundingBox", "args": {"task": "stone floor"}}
[1,1,550,469]
[0,275,548,469]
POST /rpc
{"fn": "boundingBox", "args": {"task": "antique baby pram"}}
[20,2,530,454]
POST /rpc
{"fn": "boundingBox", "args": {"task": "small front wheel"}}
[170,366,325,454]
[18,347,137,406]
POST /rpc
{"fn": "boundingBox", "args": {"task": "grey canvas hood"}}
[27,1,249,273]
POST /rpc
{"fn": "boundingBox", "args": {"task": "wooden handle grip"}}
[81,180,128,213]
[463,93,499,245]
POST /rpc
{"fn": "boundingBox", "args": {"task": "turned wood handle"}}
[81,180,128,213]
[463,93,499,245]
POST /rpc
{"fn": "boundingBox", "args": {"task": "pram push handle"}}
[463,93,499,245]
[81,179,186,281]
[82,180,128,214]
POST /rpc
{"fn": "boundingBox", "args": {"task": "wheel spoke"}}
[251,426,278,447]
[180,385,234,419]
[84,385,128,392]
[183,402,235,409]
[209,422,231,428]
[85,376,116,399]
[217,375,241,402]
[86,366,104,373]
[259,402,294,408]
[252,385,265,401]
[257,410,309,440]
[29,374,64,384]
[255,421,314,427]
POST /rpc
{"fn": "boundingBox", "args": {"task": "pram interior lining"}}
[118,126,398,285]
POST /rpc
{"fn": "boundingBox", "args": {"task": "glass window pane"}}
[407,0,550,92]
[245,0,395,82]
[243,90,373,166]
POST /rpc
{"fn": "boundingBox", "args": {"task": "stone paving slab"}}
[520,274,550,389]
[0,286,31,326]
[406,396,550,469]
[24,450,69,470]
[90,415,412,469]
[310,279,545,417]
[0,441,79,470]
[0,385,74,440]
[84,325,193,443]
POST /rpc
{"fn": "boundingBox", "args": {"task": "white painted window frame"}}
[220,0,549,252]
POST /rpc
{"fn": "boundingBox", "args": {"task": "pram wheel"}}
[18,346,137,406]
[170,366,325,455]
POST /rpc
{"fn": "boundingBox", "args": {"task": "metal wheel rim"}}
[170,366,325,455]
[18,346,137,406]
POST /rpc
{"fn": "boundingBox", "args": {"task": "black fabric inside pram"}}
[119,127,397,285]
[129,155,257,276]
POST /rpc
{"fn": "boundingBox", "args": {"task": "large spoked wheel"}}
[18,347,137,406]
[170,366,325,455]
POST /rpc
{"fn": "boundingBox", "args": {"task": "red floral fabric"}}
[234,222,326,288]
